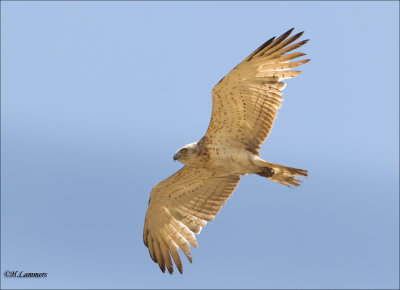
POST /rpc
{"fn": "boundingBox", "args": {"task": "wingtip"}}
[280,28,295,39]
[286,27,295,34]
[294,31,305,38]
[295,39,310,48]
[159,264,166,273]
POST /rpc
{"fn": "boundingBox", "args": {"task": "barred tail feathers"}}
[256,161,308,187]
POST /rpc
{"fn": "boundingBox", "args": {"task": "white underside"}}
[207,147,265,175]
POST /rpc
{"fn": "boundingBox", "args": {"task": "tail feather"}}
[256,161,308,187]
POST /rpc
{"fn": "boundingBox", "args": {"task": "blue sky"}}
[1,1,399,289]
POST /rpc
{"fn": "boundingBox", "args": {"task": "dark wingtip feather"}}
[159,263,166,273]
[278,28,295,41]
[246,36,275,62]
[286,27,295,34]
[295,39,310,49]
[255,28,297,58]
[293,31,304,39]
[245,29,303,63]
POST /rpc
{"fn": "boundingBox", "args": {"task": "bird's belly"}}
[206,147,257,175]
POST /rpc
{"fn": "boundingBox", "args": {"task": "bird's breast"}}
[202,145,256,175]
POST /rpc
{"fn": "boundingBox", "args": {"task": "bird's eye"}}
[181,148,187,154]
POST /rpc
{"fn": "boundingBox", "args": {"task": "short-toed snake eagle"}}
[143,28,310,274]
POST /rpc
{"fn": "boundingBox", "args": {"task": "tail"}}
[256,161,308,187]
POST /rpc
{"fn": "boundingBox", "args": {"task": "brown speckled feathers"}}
[206,28,309,153]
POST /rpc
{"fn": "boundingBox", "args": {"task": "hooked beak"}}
[173,154,178,162]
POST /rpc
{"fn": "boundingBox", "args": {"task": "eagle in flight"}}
[143,28,310,274]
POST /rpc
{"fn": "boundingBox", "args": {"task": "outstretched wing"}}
[143,166,240,274]
[205,28,310,154]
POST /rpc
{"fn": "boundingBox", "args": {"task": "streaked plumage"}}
[143,28,310,274]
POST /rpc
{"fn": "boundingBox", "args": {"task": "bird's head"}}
[173,142,199,164]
